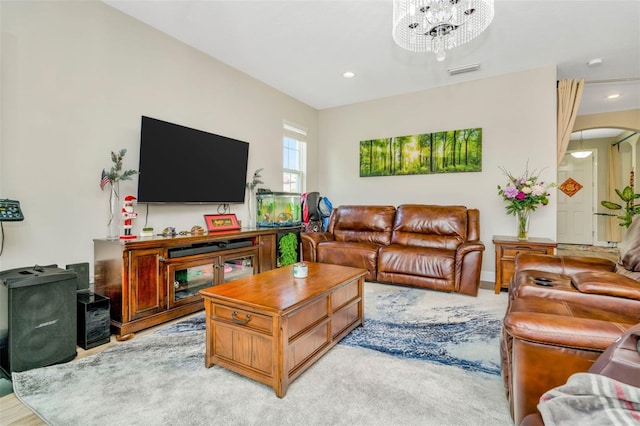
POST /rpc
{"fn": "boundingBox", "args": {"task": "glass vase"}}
[107,181,121,240]
[247,191,256,228]
[516,209,530,240]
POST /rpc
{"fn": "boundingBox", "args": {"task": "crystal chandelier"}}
[392,0,495,61]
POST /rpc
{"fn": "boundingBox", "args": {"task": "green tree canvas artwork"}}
[359,128,482,177]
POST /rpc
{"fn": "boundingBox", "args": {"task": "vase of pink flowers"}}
[497,165,555,240]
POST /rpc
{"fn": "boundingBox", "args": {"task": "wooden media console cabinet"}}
[94,228,277,338]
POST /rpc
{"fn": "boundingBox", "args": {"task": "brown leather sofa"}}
[300,204,485,296]
[501,253,640,425]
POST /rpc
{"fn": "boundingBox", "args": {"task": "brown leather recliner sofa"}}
[300,204,485,296]
[520,321,640,425]
[501,252,640,425]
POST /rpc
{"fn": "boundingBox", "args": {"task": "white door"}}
[557,152,595,244]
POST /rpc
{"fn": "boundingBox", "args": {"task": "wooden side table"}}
[493,235,557,294]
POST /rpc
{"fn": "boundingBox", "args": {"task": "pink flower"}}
[498,164,556,215]
[504,185,519,198]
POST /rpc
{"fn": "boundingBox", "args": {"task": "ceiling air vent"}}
[448,63,480,76]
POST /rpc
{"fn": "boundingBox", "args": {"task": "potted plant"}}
[596,185,640,228]
[278,233,298,267]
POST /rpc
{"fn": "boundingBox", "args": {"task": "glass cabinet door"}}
[220,250,258,283]
[167,259,215,308]
[166,248,259,308]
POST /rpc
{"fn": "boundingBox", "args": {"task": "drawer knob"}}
[231,311,251,325]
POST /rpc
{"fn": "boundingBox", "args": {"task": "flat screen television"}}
[137,116,249,203]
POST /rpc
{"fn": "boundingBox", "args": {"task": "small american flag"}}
[100,169,109,190]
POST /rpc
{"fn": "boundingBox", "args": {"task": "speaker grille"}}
[2,268,77,373]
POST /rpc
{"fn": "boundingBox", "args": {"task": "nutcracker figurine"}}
[120,195,138,239]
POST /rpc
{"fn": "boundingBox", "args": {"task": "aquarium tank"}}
[256,191,302,227]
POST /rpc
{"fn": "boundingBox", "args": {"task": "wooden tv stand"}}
[94,228,277,338]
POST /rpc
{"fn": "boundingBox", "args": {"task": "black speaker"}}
[77,290,110,350]
[0,265,77,374]
[66,262,90,291]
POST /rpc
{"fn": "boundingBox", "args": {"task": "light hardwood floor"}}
[0,313,200,425]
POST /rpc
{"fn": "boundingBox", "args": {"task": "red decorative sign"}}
[559,177,583,197]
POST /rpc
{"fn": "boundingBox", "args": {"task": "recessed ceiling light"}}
[587,58,603,67]
[607,93,621,99]
[342,71,356,78]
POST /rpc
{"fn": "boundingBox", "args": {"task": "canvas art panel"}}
[360,128,482,177]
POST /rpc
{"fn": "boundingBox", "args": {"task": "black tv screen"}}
[137,116,249,203]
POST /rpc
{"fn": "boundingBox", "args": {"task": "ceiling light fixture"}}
[342,71,356,78]
[392,0,495,62]
[607,93,620,99]
[570,131,592,159]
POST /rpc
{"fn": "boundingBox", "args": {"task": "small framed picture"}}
[204,214,240,232]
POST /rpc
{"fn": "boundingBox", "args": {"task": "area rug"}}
[12,283,511,425]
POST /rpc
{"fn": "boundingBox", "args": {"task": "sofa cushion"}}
[378,245,455,285]
[329,205,395,246]
[571,271,640,301]
[316,240,380,281]
[391,205,467,250]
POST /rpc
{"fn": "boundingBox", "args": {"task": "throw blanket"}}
[537,372,640,426]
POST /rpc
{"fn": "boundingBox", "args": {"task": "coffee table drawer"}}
[332,280,359,309]
[287,296,329,339]
[213,304,273,335]
[288,322,330,372]
[333,301,361,338]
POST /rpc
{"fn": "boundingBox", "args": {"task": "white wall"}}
[1,1,559,290]
[0,1,318,277]
[318,67,559,281]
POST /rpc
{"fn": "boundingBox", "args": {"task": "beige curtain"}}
[606,144,623,242]
[557,79,585,164]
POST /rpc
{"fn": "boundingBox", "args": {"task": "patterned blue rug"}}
[341,316,500,375]
[12,283,511,425]
[158,282,506,376]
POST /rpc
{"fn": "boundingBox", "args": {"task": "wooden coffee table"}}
[199,262,367,397]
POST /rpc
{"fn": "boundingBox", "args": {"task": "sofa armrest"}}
[455,241,486,260]
[300,232,334,262]
[515,253,616,276]
[455,241,485,296]
[571,271,640,300]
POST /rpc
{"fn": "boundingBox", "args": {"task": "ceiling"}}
[103,0,640,114]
